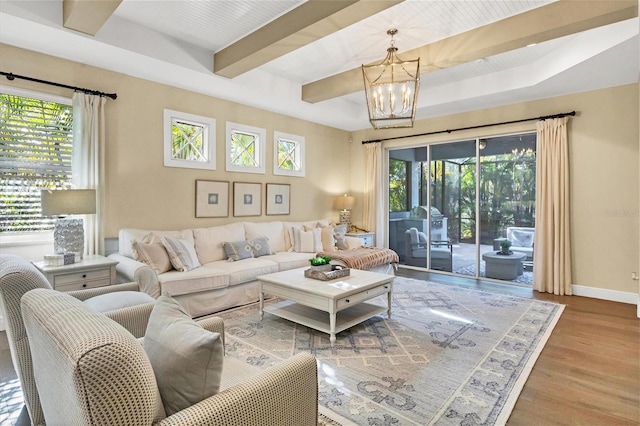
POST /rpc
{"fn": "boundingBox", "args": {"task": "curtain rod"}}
[361,110,576,144]
[1,71,117,100]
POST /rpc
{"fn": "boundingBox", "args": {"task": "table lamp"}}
[41,189,96,259]
[335,194,355,227]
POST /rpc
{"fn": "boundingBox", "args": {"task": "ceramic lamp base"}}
[53,218,84,259]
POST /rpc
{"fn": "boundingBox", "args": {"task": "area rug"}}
[454,264,533,285]
[217,277,563,425]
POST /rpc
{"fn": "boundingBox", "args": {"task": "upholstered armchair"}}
[0,254,155,425]
[404,227,453,271]
[20,288,318,425]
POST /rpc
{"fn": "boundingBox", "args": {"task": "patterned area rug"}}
[217,277,563,425]
[454,264,533,285]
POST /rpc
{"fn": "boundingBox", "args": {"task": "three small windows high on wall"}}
[163,109,305,176]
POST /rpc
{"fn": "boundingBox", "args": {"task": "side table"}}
[345,231,374,247]
[482,251,527,280]
[33,254,118,292]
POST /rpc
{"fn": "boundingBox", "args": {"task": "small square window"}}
[226,122,266,174]
[163,109,216,170]
[274,131,305,177]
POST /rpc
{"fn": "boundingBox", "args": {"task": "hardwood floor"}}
[397,268,640,425]
[1,269,638,425]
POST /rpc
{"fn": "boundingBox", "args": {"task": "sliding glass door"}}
[387,133,536,285]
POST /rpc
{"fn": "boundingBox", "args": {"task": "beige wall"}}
[350,84,640,295]
[1,44,353,238]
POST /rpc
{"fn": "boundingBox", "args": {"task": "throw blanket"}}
[318,247,399,271]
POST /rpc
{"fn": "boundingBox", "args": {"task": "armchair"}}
[404,227,453,271]
[0,254,155,425]
[20,288,318,425]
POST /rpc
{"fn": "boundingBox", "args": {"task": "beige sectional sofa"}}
[108,219,387,317]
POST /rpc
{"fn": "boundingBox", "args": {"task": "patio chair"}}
[404,228,453,271]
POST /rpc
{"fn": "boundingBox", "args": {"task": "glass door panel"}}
[430,141,476,274]
[479,134,536,284]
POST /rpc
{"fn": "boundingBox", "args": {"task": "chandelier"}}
[362,29,420,129]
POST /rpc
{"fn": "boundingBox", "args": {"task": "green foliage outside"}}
[391,146,536,245]
[230,132,258,167]
[172,120,206,161]
[277,140,297,171]
[389,158,408,212]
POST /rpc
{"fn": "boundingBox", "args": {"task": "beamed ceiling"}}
[0,0,637,131]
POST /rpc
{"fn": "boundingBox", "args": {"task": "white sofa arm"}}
[107,253,161,299]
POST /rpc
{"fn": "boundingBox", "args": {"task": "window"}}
[163,109,216,170]
[226,122,266,174]
[273,131,305,177]
[0,89,73,233]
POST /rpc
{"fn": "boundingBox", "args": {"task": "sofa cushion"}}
[243,221,286,253]
[144,295,223,416]
[194,223,246,264]
[206,258,278,286]
[261,252,312,271]
[161,237,201,272]
[509,228,534,248]
[119,228,194,258]
[248,237,272,257]
[222,240,254,261]
[158,266,229,297]
[83,291,156,313]
[132,241,173,274]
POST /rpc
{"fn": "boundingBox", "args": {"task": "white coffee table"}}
[258,267,393,346]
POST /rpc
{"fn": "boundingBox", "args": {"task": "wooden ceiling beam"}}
[302,0,638,103]
[214,0,402,79]
[63,0,122,36]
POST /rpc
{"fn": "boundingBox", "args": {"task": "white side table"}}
[345,232,374,247]
[33,255,118,292]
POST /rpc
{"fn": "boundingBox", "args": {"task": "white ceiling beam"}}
[214,0,402,79]
[302,0,638,103]
[63,0,122,36]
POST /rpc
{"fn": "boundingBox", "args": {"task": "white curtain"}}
[72,93,106,256]
[533,117,572,295]
[363,143,383,244]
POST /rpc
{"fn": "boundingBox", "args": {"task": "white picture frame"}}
[233,182,261,216]
[195,180,229,218]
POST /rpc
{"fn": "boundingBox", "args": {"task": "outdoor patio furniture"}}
[482,251,527,280]
[405,228,453,271]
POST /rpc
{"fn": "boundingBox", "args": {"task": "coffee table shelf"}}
[258,267,393,346]
[264,300,387,338]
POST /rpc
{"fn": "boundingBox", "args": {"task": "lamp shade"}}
[41,189,96,216]
[335,194,355,210]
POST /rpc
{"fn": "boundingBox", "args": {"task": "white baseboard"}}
[571,284,639,306]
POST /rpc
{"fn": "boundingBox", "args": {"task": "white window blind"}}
[0,92,73,233]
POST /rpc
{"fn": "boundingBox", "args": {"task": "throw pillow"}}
[161,237,201,272]
[222,240,254,262]
[248,237,271,257]
[83,291,156,313]
[293,227,322,253]
[417,231,428,243]
[320,225,336,251]
[132,241,173,274]
[143,295,224,416]
[333,223,348,250]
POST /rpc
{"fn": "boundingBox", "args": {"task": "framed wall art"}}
[195,180,229,217]
[233,182,261,216]
[266,183,290,215]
